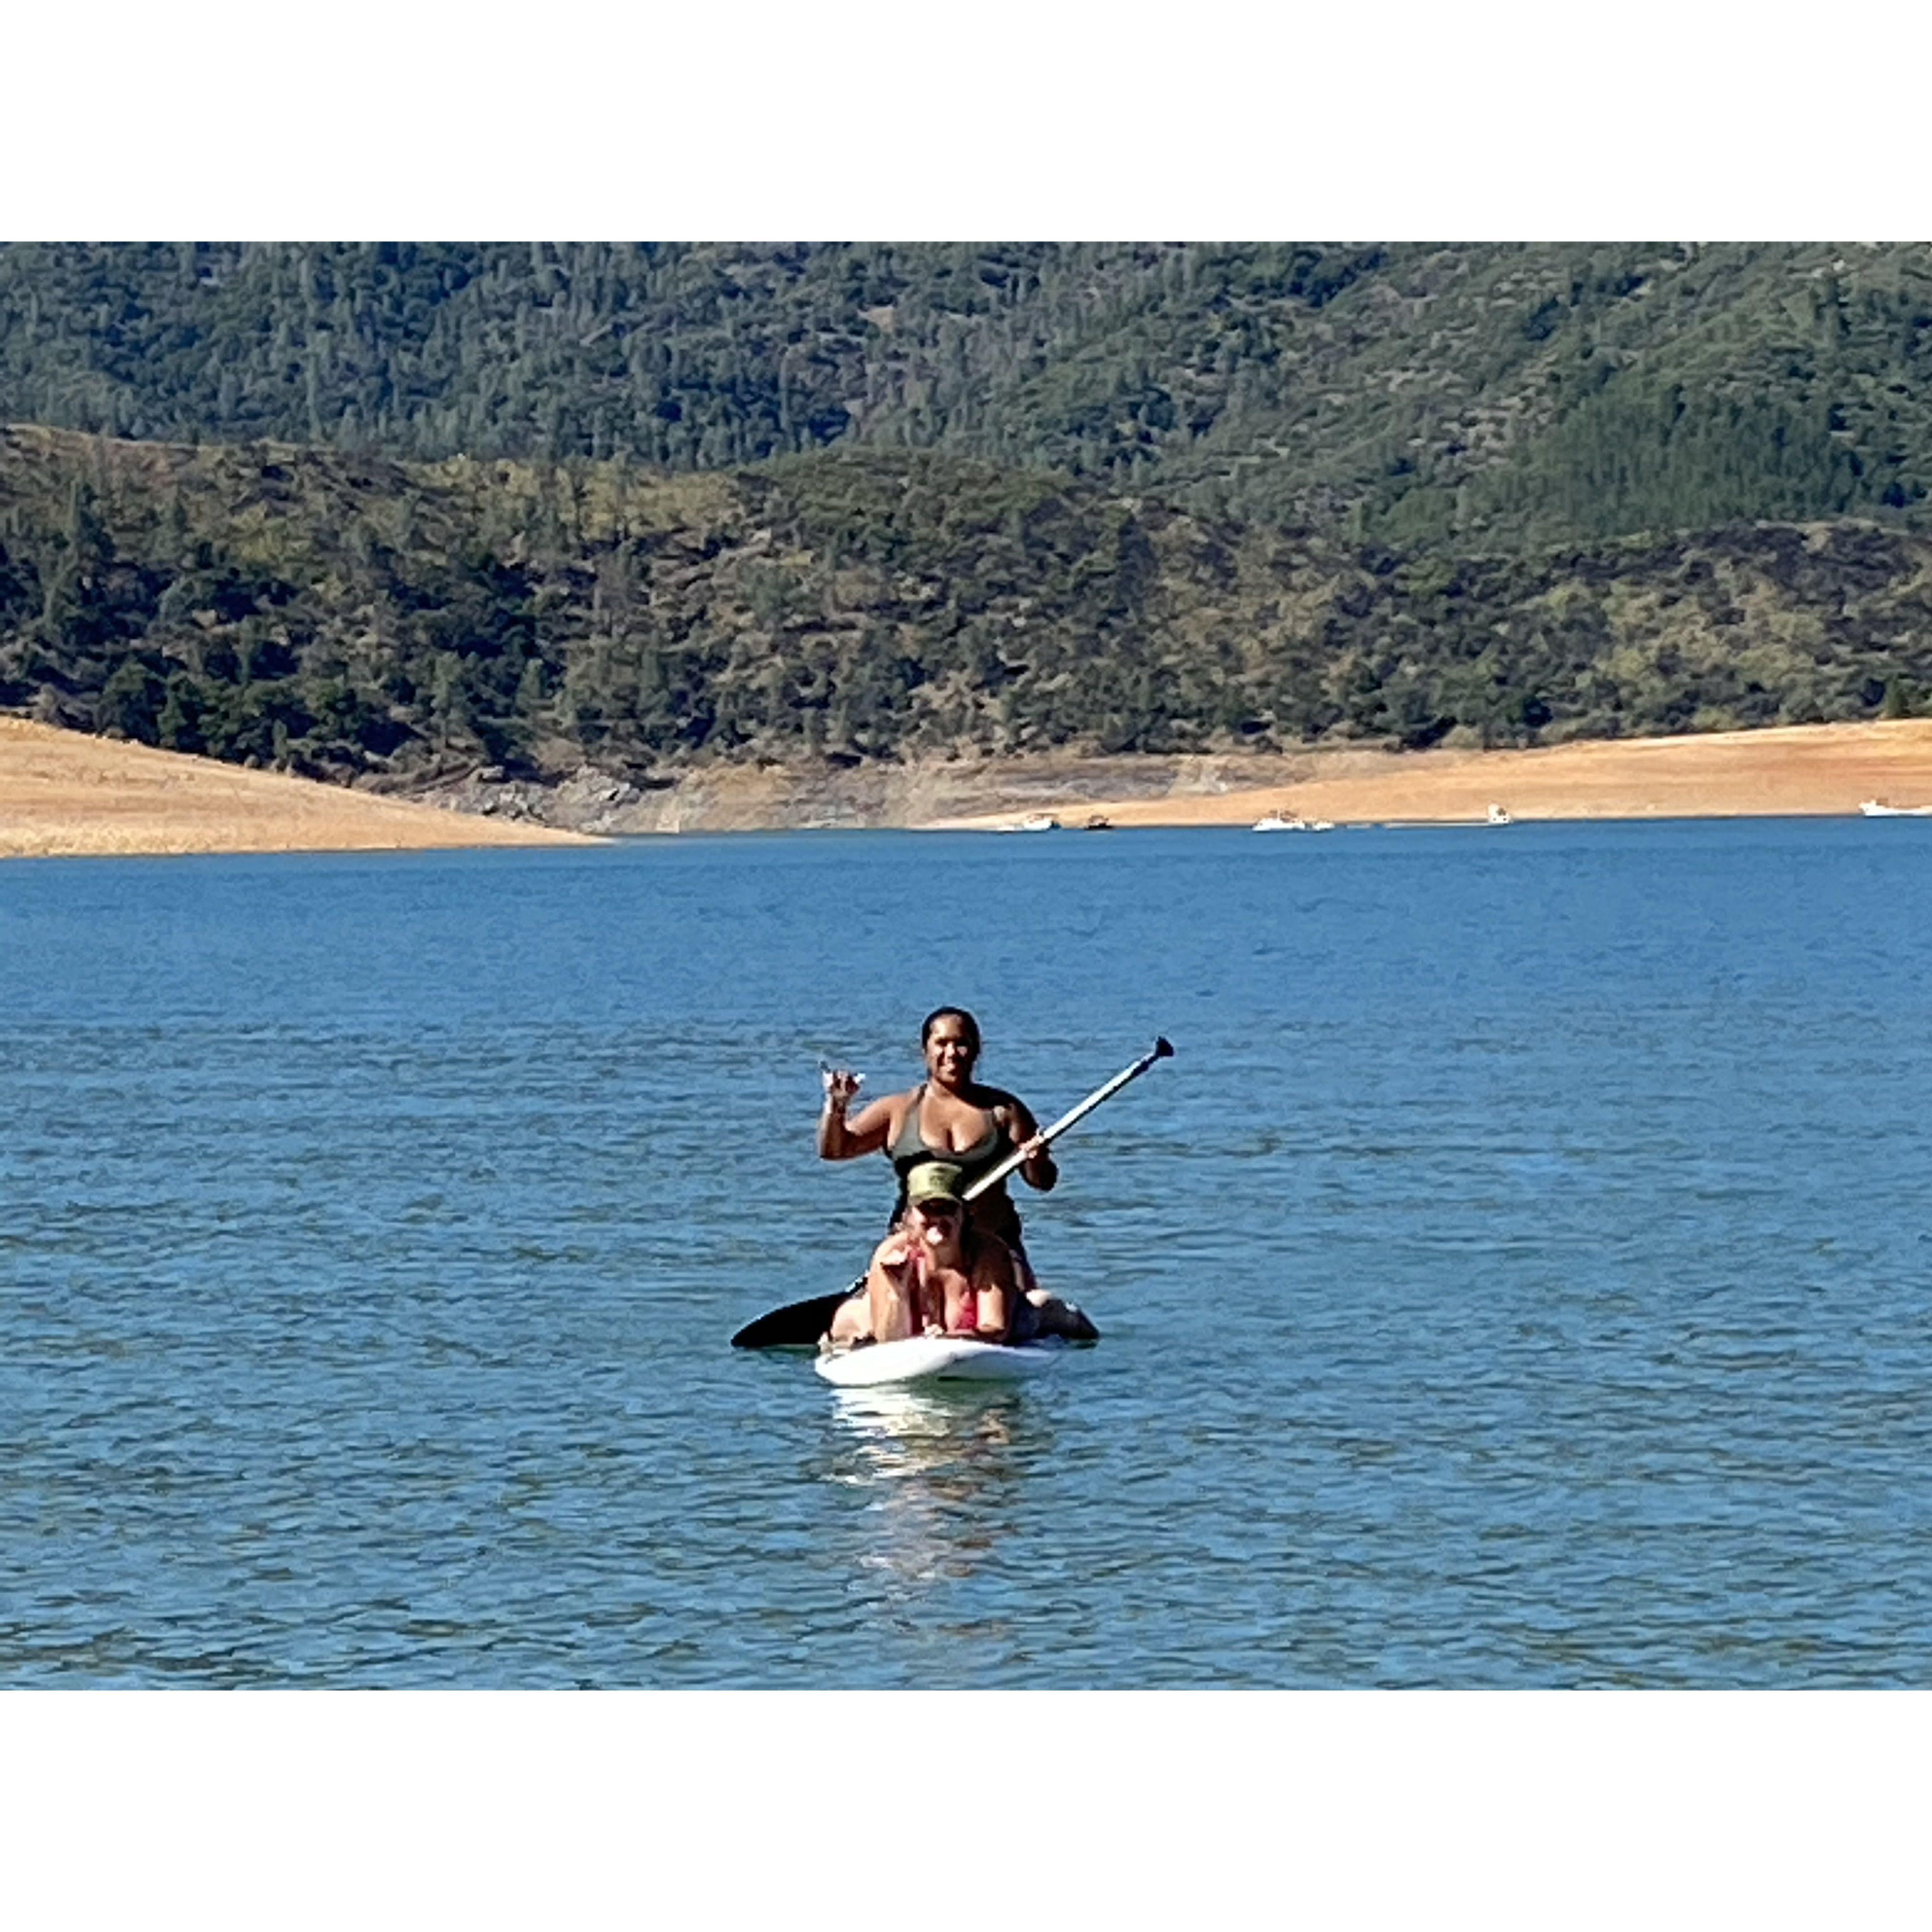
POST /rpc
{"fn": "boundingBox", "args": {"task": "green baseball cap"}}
[906,1162,968,1209]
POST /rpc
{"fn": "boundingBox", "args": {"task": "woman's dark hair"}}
[920,1007,982,1060]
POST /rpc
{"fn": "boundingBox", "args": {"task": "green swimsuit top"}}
[889,1084,1024,1245]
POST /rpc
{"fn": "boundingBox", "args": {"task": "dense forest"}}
[4,426,1928,790]
[4,242,1932,550]
[4,243,1932,795]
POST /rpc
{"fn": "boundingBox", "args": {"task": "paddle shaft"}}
[963,1035,1174,1201]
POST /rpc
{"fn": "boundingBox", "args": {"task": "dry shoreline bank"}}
[927,720,1932,831]
[7,716,1932,858]
[0,718,593,859]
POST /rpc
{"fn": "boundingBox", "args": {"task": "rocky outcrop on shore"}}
[409,752,1326,834]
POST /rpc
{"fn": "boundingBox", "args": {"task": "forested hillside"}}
[4,426,1928,791]
[5,242,1932,549]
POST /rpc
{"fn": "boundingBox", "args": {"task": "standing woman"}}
[818,1007,1098,1342]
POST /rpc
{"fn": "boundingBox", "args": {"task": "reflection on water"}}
[824,1390,1040,1604]
[830,1385,1025,1468]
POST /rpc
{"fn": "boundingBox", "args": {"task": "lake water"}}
[2,821,1929,1686]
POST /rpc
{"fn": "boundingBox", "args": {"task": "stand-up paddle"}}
[729,1036,1174,1348]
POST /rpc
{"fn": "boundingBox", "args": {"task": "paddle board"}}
[814,1337,1062,1388]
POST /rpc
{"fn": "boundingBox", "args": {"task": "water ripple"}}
[3,825,1932,1681]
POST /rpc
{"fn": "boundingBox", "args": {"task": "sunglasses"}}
[913,1200,963,1220]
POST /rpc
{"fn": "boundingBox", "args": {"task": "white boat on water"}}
[1486,803,1512,826]
[1252,813,1332,832]
[1001,813,1060,832]
[1858,799,1932,817]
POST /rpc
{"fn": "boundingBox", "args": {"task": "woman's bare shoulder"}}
[972,1082,1027,1114]
[982,1087,1039,1134]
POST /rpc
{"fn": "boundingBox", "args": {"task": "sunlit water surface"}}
[2,822,1929,1684]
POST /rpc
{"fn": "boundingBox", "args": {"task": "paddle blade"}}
[730,1283,861,1350]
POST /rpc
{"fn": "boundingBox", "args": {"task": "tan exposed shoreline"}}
[0,718,595,859]
[928,720,1932,831]
[7,715,1932,857]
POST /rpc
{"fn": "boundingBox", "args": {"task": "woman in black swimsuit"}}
[818,1007,1097,1342]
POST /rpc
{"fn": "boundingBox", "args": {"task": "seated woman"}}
[860,1163,1039,1346]
[818,1006,1097,1344]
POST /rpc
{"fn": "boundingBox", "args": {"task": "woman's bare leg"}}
[825,1291,872,1346]
[1009,1242,1099,1341]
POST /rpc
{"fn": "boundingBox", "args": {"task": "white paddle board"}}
[814,1336,1062,1388]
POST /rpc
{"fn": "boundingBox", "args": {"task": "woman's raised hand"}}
[820,1064,864,1111]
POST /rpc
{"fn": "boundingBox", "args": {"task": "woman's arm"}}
[818,1075,898,1161]
[866,1232,925,1343]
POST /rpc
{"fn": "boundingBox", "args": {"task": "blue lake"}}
[2,820,1929,1685]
